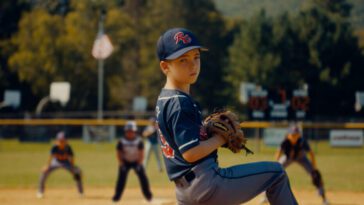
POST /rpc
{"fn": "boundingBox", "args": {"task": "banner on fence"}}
[263,128,287,146]
[330,130,363,147]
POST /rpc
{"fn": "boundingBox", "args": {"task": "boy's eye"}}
[179,58,187,63]
[195,55,200,60]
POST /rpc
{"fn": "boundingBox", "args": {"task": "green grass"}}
[0,139,363,192]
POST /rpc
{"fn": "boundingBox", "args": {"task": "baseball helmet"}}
[124,120,137,131]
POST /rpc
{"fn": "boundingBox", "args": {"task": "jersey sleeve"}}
[280,140,290,155]
[50,145,57,155]
[138,140,144,150]
[280,140,287,150]
[67,145,74,156]
[302,138,311,151]
[145,125,155,133]
[170,106,200,154]
[116,141,123,151]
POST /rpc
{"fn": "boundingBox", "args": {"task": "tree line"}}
[0,0,363,119]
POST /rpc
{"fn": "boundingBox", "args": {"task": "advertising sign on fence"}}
[263,128,287,147]
[330,130,363,147]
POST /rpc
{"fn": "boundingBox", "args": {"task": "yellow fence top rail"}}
[0,119,363,129]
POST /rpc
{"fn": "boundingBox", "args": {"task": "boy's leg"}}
[112,165,130,202]
[133,164,153,201]
[64,165,83,194]
[206,161,298,205]
[260,155,293,204]
[38,165,59,194]
[152,144,163,172]
[297,157,326,200]
[143,141,152,167]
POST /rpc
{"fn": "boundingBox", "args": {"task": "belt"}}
[174,170,196,187]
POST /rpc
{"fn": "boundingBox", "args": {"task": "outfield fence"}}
[0,119,363,151]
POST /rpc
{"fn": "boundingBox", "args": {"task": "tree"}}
[7,0,234,113]
[30,0,71,16]
[8,1,137,111]
[0,0,32,111]
[296,0,364,116]
[227,0,364,118]
[227,10,280,109]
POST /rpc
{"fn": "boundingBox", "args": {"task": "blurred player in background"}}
[37,131,83,198]
[276,124,329,205]
[142,117,163,172]
[112,121,153,203]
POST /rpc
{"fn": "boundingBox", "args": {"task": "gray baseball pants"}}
[38,159,83,194]
[279,155,325,198]
[175,158,298,205]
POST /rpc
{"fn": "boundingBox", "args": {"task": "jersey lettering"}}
[157,123,174,158]
[54,153,69,161]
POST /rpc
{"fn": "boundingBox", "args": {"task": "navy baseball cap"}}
[288,125,300,134]
[157,28,208,61]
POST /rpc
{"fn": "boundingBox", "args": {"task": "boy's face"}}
[125,130,136,139]
[160,48,201,86]
[57,139,67,148]
[287,133,300,144]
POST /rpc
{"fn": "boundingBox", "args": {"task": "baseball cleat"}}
[322,199,330,205]
[112,197,119,204]
[36,192,44,199]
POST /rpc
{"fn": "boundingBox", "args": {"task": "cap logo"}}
[174,32,191,44]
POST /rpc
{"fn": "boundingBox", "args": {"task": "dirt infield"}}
[0,187,363,205]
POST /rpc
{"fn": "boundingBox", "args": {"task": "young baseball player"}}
[37,131,83,198]
[275,124,329,205]
[112,121,153,203]
[155,27,298,205]
[142,117,163,172]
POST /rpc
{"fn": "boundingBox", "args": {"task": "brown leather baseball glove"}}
[203,110,253,155]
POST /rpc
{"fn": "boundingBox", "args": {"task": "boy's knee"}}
[264,161,285,173]
[41,165,50,172]
[74,172,81,181]
[73,167,81,174]
[275,162,285,172]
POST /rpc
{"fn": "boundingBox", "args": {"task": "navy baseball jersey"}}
[117,137,144,162]
[50,144,73,163]
[281,137,311,160]
[155,89,217,180]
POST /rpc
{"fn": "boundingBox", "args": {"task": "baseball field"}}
[0,139,363,205]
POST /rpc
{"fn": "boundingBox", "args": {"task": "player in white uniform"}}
[112,121,153,203]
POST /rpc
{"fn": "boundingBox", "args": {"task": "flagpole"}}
[97,10,105,120]
[92,8,112,120]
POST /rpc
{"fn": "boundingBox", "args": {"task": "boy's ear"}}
[160,61,169,75]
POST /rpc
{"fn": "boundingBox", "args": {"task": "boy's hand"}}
[42,165,50,172]
[203,110,253,155]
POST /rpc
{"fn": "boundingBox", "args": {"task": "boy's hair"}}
[156,28,207,61]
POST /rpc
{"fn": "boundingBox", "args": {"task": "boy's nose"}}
[190,61,198,70]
